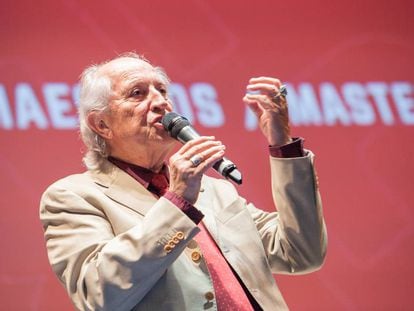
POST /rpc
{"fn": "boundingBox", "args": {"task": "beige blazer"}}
[40,152,327,311]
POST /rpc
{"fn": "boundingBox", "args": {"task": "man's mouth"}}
[151,117,165,129]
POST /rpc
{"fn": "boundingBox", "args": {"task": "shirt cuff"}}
[269,137,305,158]
[163,191,204,224]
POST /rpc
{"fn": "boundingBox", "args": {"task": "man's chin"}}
[151,130,174,143]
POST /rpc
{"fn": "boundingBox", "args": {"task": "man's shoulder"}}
[42,170,105,199]
[46,162,118,189]
[48,171,93,188]
[39,169,114,213]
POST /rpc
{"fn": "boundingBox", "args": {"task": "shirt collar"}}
[108,156,169,189]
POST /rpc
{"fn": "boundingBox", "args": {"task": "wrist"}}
[267,124,291,146]
[268,133,292,146]
[164,191,204,224]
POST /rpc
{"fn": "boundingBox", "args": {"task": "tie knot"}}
[150,174,169,196]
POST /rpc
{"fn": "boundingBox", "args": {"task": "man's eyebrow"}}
[124,74,166,85]
[119,78,144,94]
[118,72,168,95]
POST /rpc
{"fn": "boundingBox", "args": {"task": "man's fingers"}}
[177,136,215,155]
[243,98,264,118]
[187,143,226,170]
[246,82,281,96]
[171,138,226,174]
[196,145,226,169]
[244,94,280,110]
[187,148,225,175]
[248,77,282,87]
[181,139,223,160]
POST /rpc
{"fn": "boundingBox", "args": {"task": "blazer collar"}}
[89,161,157,216]
[89,161,223,241]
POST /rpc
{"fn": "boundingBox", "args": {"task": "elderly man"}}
[40,53,327,311]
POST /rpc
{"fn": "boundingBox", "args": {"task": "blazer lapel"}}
[90,163,157,216]
[195,188,219,239]
[194,177,235,246]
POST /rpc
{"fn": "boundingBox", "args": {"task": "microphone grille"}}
[161,112,179,129]
[161,112,190,139]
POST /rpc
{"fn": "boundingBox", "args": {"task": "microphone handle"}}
[213,158,242,185]
[175,126,200,144]
[177,126,242,185]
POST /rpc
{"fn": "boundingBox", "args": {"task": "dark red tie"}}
[195,223,254,310]
[150,174,169,197]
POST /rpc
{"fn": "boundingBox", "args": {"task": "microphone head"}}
[161,112,190,139]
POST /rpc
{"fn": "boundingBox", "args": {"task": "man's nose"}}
[149,86,170,111]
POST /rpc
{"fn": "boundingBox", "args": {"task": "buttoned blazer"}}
[40,152,327,311]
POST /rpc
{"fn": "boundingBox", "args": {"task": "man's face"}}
[101,57,175,153]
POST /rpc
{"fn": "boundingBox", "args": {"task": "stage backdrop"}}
[1,0,413,309]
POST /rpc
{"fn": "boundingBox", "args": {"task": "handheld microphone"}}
[161,112,242,185]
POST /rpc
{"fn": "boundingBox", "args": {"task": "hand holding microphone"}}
[162,112,242,185]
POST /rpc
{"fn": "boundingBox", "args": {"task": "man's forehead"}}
[101,57,155,78]
[99,57,168,94]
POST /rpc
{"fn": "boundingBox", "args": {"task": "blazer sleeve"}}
[246,150,327,275]
[39,179,200,311]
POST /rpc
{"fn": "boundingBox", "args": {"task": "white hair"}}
[77,52,169,170]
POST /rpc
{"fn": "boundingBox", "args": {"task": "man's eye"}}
[131,89,142,97]
[158,87,168,97]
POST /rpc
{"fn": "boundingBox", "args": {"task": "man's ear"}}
[87,111,112,139]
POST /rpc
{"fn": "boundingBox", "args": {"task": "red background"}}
[1,0,413,309]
